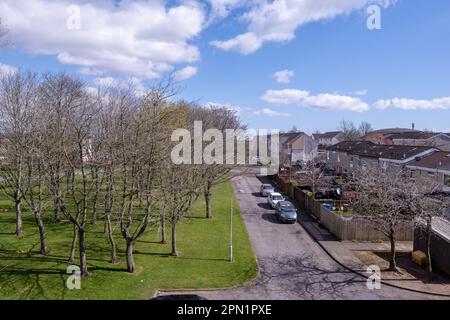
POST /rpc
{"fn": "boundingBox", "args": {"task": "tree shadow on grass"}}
[0,265,67,300]
[174,256,229,262]
[185,216,207,220]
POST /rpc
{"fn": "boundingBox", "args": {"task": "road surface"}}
[162,172,442,300]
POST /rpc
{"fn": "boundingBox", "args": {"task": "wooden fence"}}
[282,176,414,241]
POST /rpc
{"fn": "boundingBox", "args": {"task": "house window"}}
[445,175,450,187]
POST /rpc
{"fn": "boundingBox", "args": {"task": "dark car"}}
[275,201,298,224]
[151,294,208,300]
[315,187,342,200]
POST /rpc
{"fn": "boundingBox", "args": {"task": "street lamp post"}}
[229,203,233,263]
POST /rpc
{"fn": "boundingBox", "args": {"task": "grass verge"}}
[0,180,257,300]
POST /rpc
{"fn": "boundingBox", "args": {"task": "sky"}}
[0,0,449,134]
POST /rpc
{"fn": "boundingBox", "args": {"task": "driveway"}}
[162,173,441,300]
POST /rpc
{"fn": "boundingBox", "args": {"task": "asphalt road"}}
[162,172,441,300]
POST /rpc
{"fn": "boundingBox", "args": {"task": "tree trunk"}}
[34,210,49,255]
[92,166,99,225]
[204,191,212,219]
[171,222,178,256]
[161,214,167,244]
[53,177,62,223]
[14,192,23,236]
[106,215,118,264]
[68,224,77,263]
[126,239,135,273]
[388,230,398,272]
[78,227,89,277]
[54,197,61,223]
[426,218,433,273]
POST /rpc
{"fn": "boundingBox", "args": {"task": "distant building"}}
[406,151,450,192]
[326,140,438,175]
[273,132,318,166]
[312,131,344,150]
[365,129,450,151]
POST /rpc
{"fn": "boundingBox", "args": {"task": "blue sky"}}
[1,0,450,133]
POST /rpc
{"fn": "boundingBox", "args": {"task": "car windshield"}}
[263,185,273,189]
[272,195,283,200]
[280,203,295,211]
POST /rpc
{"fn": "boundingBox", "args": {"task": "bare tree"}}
[0,71,37,236]
[303,157,329,196]
[115,85,176,272]
[160,162,202,256]
[55,76,97,277]
[188,105,244,219]
[358,121,373,137]
[338,120,361,141]
[38,73,79,223]
[20,113,50,255]
[349,166,436,271]
[338,120,373,141]
[410,187,445,274]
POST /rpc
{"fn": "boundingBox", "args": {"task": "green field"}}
[0,181,257,300]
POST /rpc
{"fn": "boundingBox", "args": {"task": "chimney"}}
[412,123,415,130]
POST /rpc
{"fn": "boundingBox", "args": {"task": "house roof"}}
[281,132,305,145]
[313,131,342,140]
[406,151,450,171]
[327,141,436,161]
[387,131,443,140]
[326,141,376,153]
[369,128,419,134]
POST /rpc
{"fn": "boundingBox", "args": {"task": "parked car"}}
[267,192,285,208]
[275,201,298,223]
[315,187,342,200]
[260,183,275,196]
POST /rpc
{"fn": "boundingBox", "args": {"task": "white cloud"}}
[261,89,310,105]
[207,0,246,20]
[374,97,450,110]
[210,32,262,55]
[173,66,198,81]
[261,88,369,112]
[0,0,205,79]
[211,0,395,54]
[304,93,369,112]
[273,69,294,84]
[0,63,17,76]
[252,108,289,117]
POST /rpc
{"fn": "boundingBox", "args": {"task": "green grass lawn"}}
[0,181,257,300]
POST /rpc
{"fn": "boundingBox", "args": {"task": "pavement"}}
[159,172,446,300]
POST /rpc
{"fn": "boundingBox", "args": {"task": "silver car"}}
[260,183,275,197]
[275,201,298,224]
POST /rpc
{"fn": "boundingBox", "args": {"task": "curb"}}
[255,175,450,299]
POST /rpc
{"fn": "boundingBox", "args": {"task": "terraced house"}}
[407,151,450,192]
[325,141,438,174]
